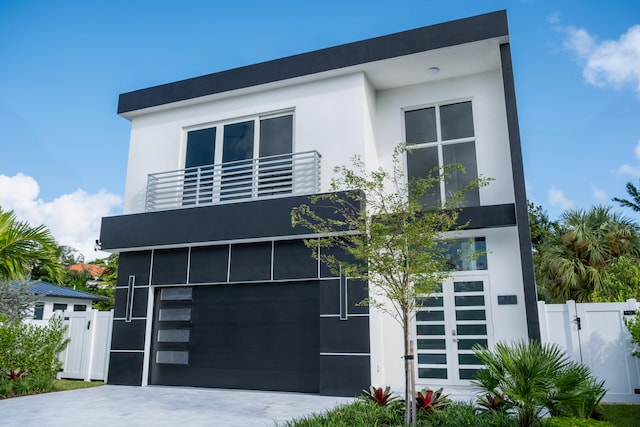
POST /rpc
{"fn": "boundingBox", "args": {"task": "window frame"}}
[403,99,480,207]
[33,302,45,320]
[53,303,68,312]
[183,109,295,168]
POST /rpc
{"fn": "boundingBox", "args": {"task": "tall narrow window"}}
[221,121,255,200]
[405,101,479,207]
[259,115,294,196]
[184,128,216,205]
[33,302,44,320]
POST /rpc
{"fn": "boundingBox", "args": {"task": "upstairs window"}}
[405,101,479,207]
[185,113,293,169]
[183,113,294,204]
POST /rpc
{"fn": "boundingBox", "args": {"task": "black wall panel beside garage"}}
[273,240,317,280]
[320,317,370,354]
[116,251,152,286]
[151,248,189,285]
[108,352,145,386]
[320,279,368,315]
[114,287,149,318]
[189,245,229,283]
[320,355,370,397]
[111,320,147,351]
[228,242,272,282]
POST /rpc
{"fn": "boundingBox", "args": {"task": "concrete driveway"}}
[1,385,354,427]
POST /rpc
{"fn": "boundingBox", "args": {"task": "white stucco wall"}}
[374,69,514,205]
[26,296,91,326]
[123,73,373,213]
[369,226,530,392]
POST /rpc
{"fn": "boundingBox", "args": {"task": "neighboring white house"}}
[26,281,108,326]
[99,10,537,396]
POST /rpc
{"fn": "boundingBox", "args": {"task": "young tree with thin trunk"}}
[292,144,486,426]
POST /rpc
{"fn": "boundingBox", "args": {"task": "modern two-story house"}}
[99,10,538,397]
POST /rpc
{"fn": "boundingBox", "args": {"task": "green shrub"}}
[624,311,640,357]
[0,372,55,398]
[472,340,605,427]
[543,416,614,427]
[428,402,517,427]
[283,400,405,426]
[0,314,69,398]
[284,400,520,427]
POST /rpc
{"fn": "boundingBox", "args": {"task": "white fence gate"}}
[57,309,113,382]
[538,299,640,403]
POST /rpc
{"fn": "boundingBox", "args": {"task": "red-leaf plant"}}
[415,387,451,413]
[477,392,509,412]
[362,385,400,406]
[7,369,31,380]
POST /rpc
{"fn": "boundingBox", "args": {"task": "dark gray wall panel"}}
[347,279,369,314]
[320,279,369,315]
[100,192,360,251]
[111,319,147,351]
[189,245,229,283]
[273,240,317,280]
[116,251,151,286]
[114,287,149,318]
[319,355,370,397]
[500,44,540,339]
[319,246,356,278]
[320,279,340,314]
[320,316,370,353]
[107,352,144,386]
[229,242,271,282]
[118,11,507,114]
[457,204,516,229]
[152,248,189,285]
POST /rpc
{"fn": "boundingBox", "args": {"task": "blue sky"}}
[1,0,639,259]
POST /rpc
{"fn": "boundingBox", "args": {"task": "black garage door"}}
[149,281,319,392]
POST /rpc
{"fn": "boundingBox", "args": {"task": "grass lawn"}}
[600,404,640,427]
[53,379,104,392]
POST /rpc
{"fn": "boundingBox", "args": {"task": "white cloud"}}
[0,173,121,262]
[618,164,640,178]
[547,11,561,25]
[591,185,607,203]
[548,185,574,210]
[616,140,640,177]
[564,25,640,95]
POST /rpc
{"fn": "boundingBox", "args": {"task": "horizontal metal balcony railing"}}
[144,151,321,212]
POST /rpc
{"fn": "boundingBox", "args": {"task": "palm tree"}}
[536,206,640,302]
[0,207,63,282]
[613,182,640,212]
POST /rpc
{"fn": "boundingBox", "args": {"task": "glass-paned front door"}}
[415,275,491,385]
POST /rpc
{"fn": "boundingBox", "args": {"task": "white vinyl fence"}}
[57,309,113,382]
[538,299,640,403]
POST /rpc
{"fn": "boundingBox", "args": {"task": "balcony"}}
[145,151,321,212]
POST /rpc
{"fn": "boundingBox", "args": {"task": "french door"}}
[415,275,492,385]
